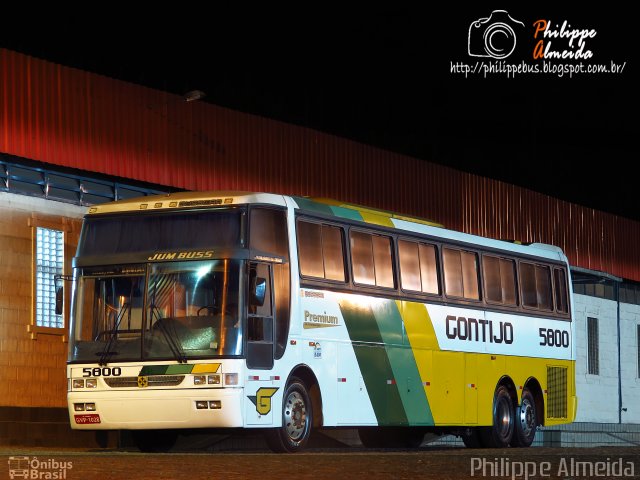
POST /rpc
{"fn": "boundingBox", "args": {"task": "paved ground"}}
[1,445,639,480]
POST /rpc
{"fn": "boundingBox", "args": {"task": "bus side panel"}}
[299,289,576,429]
[336,342,377,425]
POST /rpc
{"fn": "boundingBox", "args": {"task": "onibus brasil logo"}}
[8,456,73,479]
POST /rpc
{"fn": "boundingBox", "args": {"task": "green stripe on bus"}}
[293,197,364,222]
[339,300,408,426]
[292,197,334,215]
[329,205,363,221]
[372,302,434,426]
[165,364,194,374]
[139,365,170,376]
[139,364,196,376]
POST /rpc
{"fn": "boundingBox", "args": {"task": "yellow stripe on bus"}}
[192,363,221,373]
[359,211,395,228]
[396,300,577,426]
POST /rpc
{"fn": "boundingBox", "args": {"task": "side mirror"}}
[250,277,267,307]
[55,276,64,315]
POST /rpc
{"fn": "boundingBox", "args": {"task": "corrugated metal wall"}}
[1,48,639,280]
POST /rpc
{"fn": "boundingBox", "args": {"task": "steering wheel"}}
[197,305,217,316]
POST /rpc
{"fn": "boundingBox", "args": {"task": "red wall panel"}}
[1,48,639,280]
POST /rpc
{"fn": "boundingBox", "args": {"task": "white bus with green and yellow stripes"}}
[67,191,576,452]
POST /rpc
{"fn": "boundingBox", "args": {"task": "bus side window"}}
[247,263,274,369]
[443,247,479,300]
[350,230,394,288]
[250,207,289,258]
[372,235,394,288]
[298,221,324,278]
[520,262,553,311]
[554,268,569,314]
[399,240,421,291]
[322,225,345,282]
[297,220,345,282]
[483,255,517,306]
[250,208,290,361]
[398,240,439,295]
[536,265,553,311]
[350,231,376,286]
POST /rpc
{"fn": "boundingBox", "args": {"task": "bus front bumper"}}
[68,388,244,430]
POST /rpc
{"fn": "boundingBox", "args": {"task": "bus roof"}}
[83,190,567,263]
[291,196,567,263]
[84,191,288,215]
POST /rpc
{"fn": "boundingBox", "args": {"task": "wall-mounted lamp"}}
[183,90,206,102]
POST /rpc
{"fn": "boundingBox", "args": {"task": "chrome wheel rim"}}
[284,390,307,442]
[519,397,536,438]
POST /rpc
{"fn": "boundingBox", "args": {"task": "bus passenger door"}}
[245,262,278,426]
[246,263,274,370]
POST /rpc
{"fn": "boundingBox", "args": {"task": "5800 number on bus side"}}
[538,328,569,348]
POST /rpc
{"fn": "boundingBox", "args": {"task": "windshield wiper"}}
[148,303,187,363]
[98,303,130,365]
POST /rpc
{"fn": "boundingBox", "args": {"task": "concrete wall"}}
[620,302,640,424]
[0,192,84,408]
[573,293,640,424]
[573,294,619,423]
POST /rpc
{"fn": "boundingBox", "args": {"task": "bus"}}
[66,191,577,452]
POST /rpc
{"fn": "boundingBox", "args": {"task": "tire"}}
[480,385,515,448]
[131,429,178,453]
[265,377,313,453]
[511,389,537,447]
[461,427,483,448]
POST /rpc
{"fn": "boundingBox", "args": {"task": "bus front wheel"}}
[480,385,515,448]
[265,377,313,453]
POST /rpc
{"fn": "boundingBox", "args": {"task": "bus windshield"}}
[69,259,243,363]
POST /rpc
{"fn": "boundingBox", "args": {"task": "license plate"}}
[74,414,101,424]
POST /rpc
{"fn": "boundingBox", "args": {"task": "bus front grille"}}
[104,375,185,388]
[546,366,568,419]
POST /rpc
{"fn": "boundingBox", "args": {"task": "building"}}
[0,48,638,446]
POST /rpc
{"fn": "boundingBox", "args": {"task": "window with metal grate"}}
[547,366,568,418]
[35,227,64,329]
[587,317,599,375]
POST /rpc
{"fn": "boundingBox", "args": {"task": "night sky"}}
[2,6,637,219]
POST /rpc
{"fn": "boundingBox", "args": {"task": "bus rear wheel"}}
[265,377,313,453]
[511,389,537,447]
[480,385,515,448]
